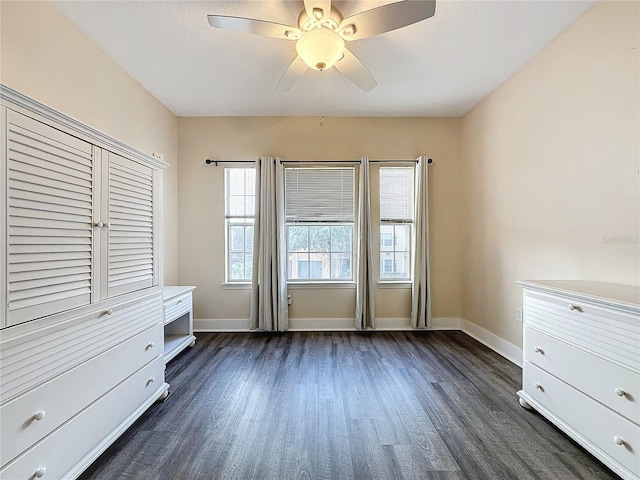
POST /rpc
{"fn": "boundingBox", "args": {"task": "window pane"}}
[380,225,394,251]
[229,253,245,280]
[380,252,394,279]
[288,226,308,252]
[297,259,309,279]
[308,253,328,279]
[227,169,245,195]
[309,258,324,279]
[310,226,330,252]
[245,226,254,251]
[394,252,410,279]
[331,253,351,279]
[230,226,244,252]
[289,252,309,280]
[331,225,352,252]
[245,196,255,217]
[245,253,253,279]
[394,224,411,251]
[228,196,245,216]
[245,168,256,194]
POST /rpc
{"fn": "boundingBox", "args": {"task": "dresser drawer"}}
[524,291,639,371]
[0,323,162,466]
[525,327,639,424]
[0,293,163,403]
[0,357,165,480]
[524,361,640,477]
[164,292,192,325]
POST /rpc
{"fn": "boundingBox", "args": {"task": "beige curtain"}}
[249,157,288,331]
[355,156,376,329]
[411,156,431,328]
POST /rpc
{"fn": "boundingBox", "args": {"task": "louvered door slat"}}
[10,182,92,206]
[107,153,155,297]
[6,111,94,326]
[110,186,153,203]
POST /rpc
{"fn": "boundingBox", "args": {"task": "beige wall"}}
[461,1,640,347]
[178,117,463,322]
[0,1,180,284]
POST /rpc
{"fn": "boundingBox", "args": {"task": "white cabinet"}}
[2,108,162,328]
[517,280,640,480]
[0,85,168,479]
[163,286,196,363]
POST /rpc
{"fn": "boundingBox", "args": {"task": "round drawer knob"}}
[105,309,113,316]
[104,222,110,228]
[177,300,183,305]
[568,304,582,312]
[148,377,155,385]
[615,388,626,397]
[614,436,625,446]
[94,221,104,228]
[534,382,543,390]
[146,342,155,350]
[33,410,46,421]
[35,466,46,478]
[534,346,544,354]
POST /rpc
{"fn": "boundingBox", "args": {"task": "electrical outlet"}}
[515,308,523,323]
[287,291,292,305]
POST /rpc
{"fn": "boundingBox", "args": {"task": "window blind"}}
[380,167,414,222]
[285,167,355,222]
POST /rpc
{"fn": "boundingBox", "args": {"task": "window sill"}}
[287,282,356,290]
[221,282,251,290]
[222,282,357,290]
[377,281,412,289]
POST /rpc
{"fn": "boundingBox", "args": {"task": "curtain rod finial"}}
[427,158,433,164]
[205,159,218,166]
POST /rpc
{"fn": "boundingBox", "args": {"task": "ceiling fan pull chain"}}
[320,72,325,127]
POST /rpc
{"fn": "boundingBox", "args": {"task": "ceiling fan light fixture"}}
[296,28,345,71]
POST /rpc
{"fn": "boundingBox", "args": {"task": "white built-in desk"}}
[162,286,196,363]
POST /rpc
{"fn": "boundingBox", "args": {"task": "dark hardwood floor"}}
[79,331,618,480]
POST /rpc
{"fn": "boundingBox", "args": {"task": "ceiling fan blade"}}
[334,48,377,92]
[207,15,300,40]
[275,56,309,92]
[338,0,436,41]
[303,0,332,22]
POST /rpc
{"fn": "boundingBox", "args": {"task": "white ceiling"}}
[51,0,596,117]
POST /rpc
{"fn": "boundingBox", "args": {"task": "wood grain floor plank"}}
[79,331,619,480]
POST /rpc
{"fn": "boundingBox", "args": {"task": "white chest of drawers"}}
[517,280,640,480]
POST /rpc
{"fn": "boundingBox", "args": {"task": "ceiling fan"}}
[207,0,436,92]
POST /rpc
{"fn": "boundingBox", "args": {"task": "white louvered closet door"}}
[104,152,157,298]
[4,110,96,327]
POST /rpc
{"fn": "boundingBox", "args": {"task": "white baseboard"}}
[195,317,461,332]
[460,319,522,367]
[194,318,251,332]
[288,318,355,331]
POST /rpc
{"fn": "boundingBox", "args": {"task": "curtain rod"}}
[205,158,433,166]
[205,159,255,166]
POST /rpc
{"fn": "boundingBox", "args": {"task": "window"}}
[285,167,355,281]
[379,167,414,280]
[224,167,255,282]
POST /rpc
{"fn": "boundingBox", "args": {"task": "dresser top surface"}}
[163,286,196,300]
[517,280,640,310]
